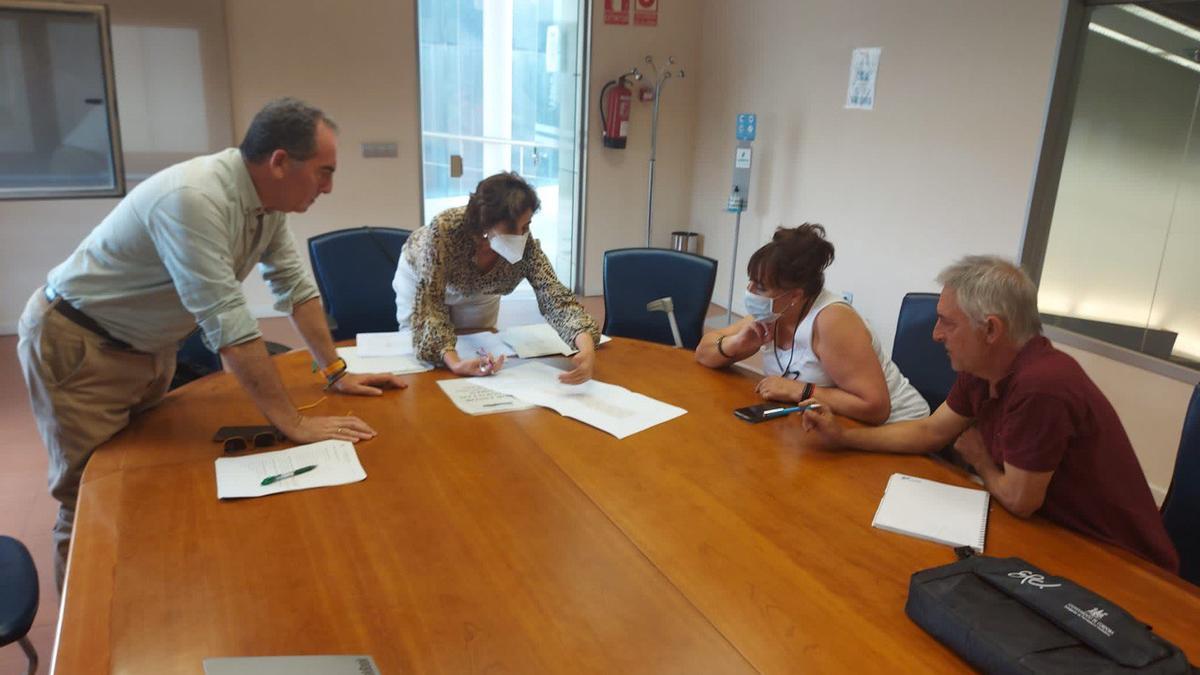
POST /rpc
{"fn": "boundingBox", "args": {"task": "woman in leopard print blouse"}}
[393,172,600,383]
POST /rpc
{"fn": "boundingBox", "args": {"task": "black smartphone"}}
[733,403,812,423]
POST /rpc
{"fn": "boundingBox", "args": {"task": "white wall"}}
[687,0,1064,350]
[223,0,424,315]
[581,0,701,295]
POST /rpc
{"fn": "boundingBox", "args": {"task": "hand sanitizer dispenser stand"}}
[725,113,756,325]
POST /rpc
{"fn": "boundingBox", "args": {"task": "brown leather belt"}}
[44,286,135,350]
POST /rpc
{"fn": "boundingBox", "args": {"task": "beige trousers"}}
[16,288,175,590]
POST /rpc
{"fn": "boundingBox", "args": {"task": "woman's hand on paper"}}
[448,353,505,377]
[559,334,596,385]
[559,348,594,385]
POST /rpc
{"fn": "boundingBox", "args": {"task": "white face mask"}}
[489,231,529,264]
[744,290,781,323]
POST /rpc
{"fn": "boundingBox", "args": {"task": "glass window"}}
[0,1,123,199]
[1031,2,1200,370]
[417,0,584,285]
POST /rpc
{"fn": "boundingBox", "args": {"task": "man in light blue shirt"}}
[17,98,405,588]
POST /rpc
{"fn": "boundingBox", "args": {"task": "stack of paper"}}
[348,326,613,373]
[471,361,686,439]
[871,473,990,552]
[356,331,414,357]
[214,440,367,499]
[341,330,431,375]
[337,346,431,375]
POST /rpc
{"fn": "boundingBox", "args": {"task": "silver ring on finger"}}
[337,426,344,434]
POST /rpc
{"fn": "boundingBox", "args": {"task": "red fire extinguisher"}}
[600,76,632,149]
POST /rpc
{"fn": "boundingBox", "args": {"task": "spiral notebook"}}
[871,473,990,553]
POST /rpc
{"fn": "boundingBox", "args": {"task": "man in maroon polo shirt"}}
[802,255,1179,572]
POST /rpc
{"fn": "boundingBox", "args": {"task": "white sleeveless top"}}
[763,289,930,423]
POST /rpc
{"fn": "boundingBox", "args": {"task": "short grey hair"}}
[936,255,1042,343]
[239,97,338,163]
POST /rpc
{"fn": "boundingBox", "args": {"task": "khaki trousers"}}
[16,288,175,590]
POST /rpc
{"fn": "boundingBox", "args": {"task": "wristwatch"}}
[320,357,349,390]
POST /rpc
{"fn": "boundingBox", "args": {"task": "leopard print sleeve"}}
[523,239,600,347]
[410,213,460,364]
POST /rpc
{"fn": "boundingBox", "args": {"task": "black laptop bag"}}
[905,549,1195,674]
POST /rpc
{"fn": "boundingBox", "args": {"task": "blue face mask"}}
[744,290,781,323]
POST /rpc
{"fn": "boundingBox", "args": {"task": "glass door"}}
[417,0,586,287]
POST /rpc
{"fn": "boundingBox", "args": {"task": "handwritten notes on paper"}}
[436,378,535,416]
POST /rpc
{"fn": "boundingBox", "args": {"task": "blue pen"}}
[760,402,822,420]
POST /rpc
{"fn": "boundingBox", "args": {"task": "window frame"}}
[1021,0,1200,385]
[0,0,125,200]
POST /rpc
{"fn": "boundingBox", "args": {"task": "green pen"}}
[261,464,317,486]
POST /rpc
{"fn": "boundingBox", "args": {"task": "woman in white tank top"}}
[695,224,929,424]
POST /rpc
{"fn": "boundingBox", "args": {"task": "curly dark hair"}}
[746,224,836,297]
[463,172,541,235]
[239,97,338,163]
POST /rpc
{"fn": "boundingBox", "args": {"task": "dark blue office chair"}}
[602,248,718,350]
[308,227,411,341]
[170,331,293,391]
[0,536,39,675]
[891,292,957,411]
[1162,384,1200,585]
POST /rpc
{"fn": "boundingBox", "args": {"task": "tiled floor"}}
[0,295,737,673]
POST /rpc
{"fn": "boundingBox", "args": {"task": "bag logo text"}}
[1007,570,1062,589]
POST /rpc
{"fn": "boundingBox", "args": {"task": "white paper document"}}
[471,361,687,439]
[337,346,432,375]
[502,323,575,358]
[436,378,535,415]
[871,473,990,552]
[348,327,612,370]
[460,326,614,360]
[214,440,367,499]
[355,330,415,357]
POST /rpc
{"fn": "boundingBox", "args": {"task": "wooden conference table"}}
[54,338,1200,673]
